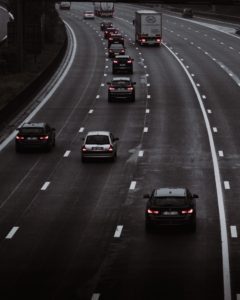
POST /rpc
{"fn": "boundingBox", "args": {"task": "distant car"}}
[182,8,193,18]
[144,187,198,231]
[100,21,113,31]
[15,122,56,152]
[108,43,125,58]
[104,27,118,39]
[107,77,136,102]
[81,131,119,162]
[108,33,124,48]
[112,55,134,74]
[83,10,95,19]
[59,2,71,10]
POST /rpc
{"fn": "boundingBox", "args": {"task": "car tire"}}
[108,96,112,103]
[81,157,87,163]
[188,221,196,233]
[15,144,22,153]
[111,152,117,162]
[145,220,153,232]
[131,95,135,102]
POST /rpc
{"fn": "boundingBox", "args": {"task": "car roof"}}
[115,55,130,59]
[85,10,94,13]
[154,188,187,197]
[86,131,110,136]
[112,77,131,81]
[20,122,46,128]
[110,43,124,48]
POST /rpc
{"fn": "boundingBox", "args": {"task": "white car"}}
[83,11,95,19]
[59,2,71,10]
[81,131,119,162]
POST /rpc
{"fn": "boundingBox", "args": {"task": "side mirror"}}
[193,194,199,199]
[132,19,135,25]
[113,137,119,141]
[143,194,150,199]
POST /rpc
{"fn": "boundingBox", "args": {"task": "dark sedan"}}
[108,43,125,58]
[15,122,56,152]
[112,55,134,74]
[100,21,113,31]
[107,77,136,102]
[144,187,198,231]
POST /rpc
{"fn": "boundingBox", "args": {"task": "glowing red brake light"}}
[141,38,146,42]
[181,208,194,214]
[156,38,161,42]
[82,146,87,152]
[127,60,132,64]
[16,135,24,140]
[127,86,133,91]
[39,135,49,140]
[108,145,113,152]
[113,60,118,64]
[109,87,115,91]
[147,209,159,215]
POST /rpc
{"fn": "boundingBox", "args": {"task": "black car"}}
[104,27,118,39]
[100,21,113,31]
[107,77,136,102]
[182,8,193,18]
[108,43,125,58]
[144,187,198,231]
[15,122,56,152]
[108,33,124,48]
[112,55,134,74]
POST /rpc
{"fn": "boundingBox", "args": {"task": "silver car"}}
[81,131,119,162]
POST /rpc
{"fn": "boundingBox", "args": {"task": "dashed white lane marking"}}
[91,293,100,300]
[89,109,94,114]
[191,73,195,77]
[202,95,206,99]
[224,181,230,190]
[143,127,148,133]
[146,109,150,113]
[138,150,144,157]
[144,65,147,68]
[96,95,100,99]
[147,95,151,99]
[104,74,107,77]
[213,127,218,133]
[230,226,237,238]
[101,83,104,87]
[41,181,50,191]
[105,65,109,69]
[63,150,71,157]
[196,83,200,87]
[146,74,149,77]
[79,127,84,133]
[207,109,212,114]
[5,227,19,239]
[129,181,136,190]
[114,225,123,238]
[147,83,150,87]
[219,151,224,157]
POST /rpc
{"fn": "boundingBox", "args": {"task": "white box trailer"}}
[134,10,162,46]
[93,2,114,17]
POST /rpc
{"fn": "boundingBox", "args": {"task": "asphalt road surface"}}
[0,3,240,300]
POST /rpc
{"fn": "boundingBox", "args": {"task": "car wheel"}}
[188,221,196,232]
[111,152,117,162]
[145,220,152,232]
[81,156,87,163]
[131,95,135,102]
[130,69,133,74]
[108,96,112,103]
[15,145,22,153]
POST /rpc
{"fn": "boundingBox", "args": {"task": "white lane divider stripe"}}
[79,127,84,133]
[91,294,100,300]
[207,109,212,114]
[224,181,230,190]
[230,226,237,238]
[129,181,136,190]
[114,225,123,238]
[89,109,94,114]
[146,109,150,113]
[213,127,218,133]
[143,127,148,133]
[219,151,224,157]
[6,227,19,239]
[41,181,50,191]
[138,150,144,157]
[147,95,151,99]
[63,150,71,157]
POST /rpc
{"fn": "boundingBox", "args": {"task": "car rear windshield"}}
[112,80,130,86]
[20,128,44,134]
[110,44,123,49]
[86,135,110,145]
[152,197,188,206]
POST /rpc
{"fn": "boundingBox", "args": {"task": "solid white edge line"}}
[163,43,231,300]
[230,226,237,238]
[5,226,19,239]
[129,181,136,190]
[41,181,50,191]
[91,294,100,300]
[0,21,77,152]
[114,225,123,238]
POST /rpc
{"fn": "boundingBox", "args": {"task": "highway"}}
[0,4,9,43]
[0,2,240,300]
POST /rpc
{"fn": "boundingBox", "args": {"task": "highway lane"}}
[0,2,239,300]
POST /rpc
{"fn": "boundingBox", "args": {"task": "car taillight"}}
[120,50,124,53]
[109,38,113,40]
[156,38,161,42]
[181,208,194,214]
[141,38,146,42]
[16,135,24,140]
[127,86,133,91]
[39,135,49,140]
[113,60,118,64]
[147,209,159,215]
[108,145,113,152]
[82,146,87,152]
[127,60,132,64]
[109,87,115,91]
[109,50,113,52]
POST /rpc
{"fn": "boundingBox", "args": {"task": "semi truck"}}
[134,10,162,46]
[93,2,114,17]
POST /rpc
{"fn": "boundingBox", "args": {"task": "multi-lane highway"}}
[0,2,240,300]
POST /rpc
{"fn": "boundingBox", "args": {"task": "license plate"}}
[27,137,37,140]
[92,147,103,150]
[120,64,125,66]
[163,211,178,215]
